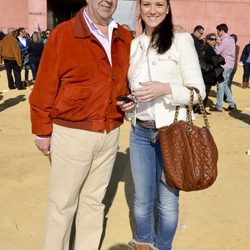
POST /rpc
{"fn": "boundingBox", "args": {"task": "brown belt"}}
[136,119,159,143]
[136,118,156,129]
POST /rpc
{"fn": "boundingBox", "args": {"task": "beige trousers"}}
[43,124,120,250]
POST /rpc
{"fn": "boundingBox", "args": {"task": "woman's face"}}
[140,0,169,36]
[207,36,217,46]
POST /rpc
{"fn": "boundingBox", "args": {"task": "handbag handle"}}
[173,87,210,130]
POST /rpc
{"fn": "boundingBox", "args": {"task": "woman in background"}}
[29,32,44,81]
[200,33,225,113]
[17,27,31,86]
[240,40,250,88]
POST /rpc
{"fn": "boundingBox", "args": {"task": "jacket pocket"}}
[67,87,90,100]
[51,86,92,119]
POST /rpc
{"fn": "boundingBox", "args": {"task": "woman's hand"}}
[116,95,136,112]
[134,81,171,102]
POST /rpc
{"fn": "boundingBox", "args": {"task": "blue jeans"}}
[130,124,179,250]
[216,67,236,110]
[243,62,250,82]
[30,62,38,80]
[228,65,237,91]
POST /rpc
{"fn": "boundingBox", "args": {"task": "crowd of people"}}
[0,28,50,90]
[190,24,250,114]
[0,0,250,250]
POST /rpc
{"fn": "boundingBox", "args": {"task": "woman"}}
[17,27,31,86]
[240,40,250,88]
[29,32,44,81]
[42,29,51,44]
[117,0,205,249]
[200,33,225,112]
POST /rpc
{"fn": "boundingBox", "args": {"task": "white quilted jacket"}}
[127,32,206,128]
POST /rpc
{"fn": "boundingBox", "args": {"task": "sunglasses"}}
[209,38,217,41]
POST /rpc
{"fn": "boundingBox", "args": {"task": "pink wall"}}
[0,0,249,56]
[1,0,28,31]
[0,0,47,34]
[171,0,250,59]
[27,0,47,33]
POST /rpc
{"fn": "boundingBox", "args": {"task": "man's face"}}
[194,29,204,39]
[86,0,117,25]
[217,29,223,37]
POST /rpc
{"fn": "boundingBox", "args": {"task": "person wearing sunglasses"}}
[17,27,31,87]
[199,33,225,113]
[42,29,51,44]
[191,25,204,56]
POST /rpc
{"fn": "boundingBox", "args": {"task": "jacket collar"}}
[73,7,125,42]
[138,33,150,51]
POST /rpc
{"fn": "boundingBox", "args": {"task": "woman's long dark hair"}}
[140,0,174,54]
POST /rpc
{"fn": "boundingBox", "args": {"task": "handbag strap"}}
[173,87,210,129]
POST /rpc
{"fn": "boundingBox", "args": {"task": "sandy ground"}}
[0,66,250,250]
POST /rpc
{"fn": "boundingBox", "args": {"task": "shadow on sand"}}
[228,108,250,125]
[0,95,26,112]
[0,64,5,72]
[107,244,132,250]
[101,148,135,249]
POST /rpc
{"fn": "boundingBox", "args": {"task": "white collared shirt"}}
[83,8,117,65]
[130,33,155,120]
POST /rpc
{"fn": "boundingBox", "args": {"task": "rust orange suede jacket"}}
[0,34,22,66]
[29,8,132,136]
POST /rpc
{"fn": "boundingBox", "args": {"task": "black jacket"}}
[191,33,203,56]
[29,42,44,62]
[240,43,250,64]
[201,45,225,85]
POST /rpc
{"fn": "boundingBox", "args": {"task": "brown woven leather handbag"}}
[158,87,218,191]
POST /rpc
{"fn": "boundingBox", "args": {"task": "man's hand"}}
[238,61,244,66]
[35,137,51,156]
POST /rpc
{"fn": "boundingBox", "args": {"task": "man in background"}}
[0,28,23,90]
[191,25,205,114]
[191,25,205,56]
[211,23,236,112]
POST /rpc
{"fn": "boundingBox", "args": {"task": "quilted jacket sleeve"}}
[167,33,206,106]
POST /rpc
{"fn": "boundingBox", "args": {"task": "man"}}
[191,25,205,114]
[211,23,236,112]
[29,0,132,249]
[0,28,23,90]
[191,25,204,56]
